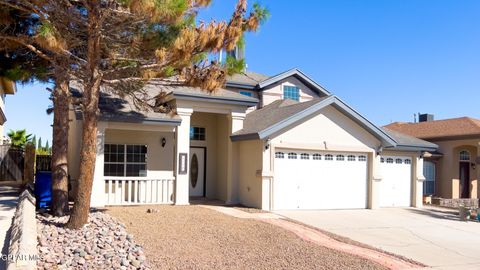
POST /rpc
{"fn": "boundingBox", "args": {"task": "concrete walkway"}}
[277,207,480,270]
[0,185,20,270]
[201,205,422,270]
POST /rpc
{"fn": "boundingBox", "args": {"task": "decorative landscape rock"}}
[36,211,149,270]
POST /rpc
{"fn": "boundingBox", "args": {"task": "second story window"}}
[283,85,300,101]
[239,91,253,97]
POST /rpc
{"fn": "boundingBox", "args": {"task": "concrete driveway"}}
[276,207,480,270]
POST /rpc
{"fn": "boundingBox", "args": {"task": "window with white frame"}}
[358,155,367,162]
[275,152,284,159]
[336,155,345,161]
[395,158,403,164]
[404,159,411,165]
[190,127,206,141]
[313,154,322,160]
[288,153,297,159]
[460,150,471,162]
[301,153,309,160]
[325,154,333,161]
[104,144,147,177]
[347,155,356,161]
[386,158,394,164]
[283,85,300,101]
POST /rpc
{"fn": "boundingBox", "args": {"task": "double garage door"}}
[274,149,369,210]
[273,150,413,210]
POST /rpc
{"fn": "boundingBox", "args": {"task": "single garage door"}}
[274,150,368,210]
[380,156,412,207]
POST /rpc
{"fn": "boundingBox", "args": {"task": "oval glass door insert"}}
[190,153,198,188]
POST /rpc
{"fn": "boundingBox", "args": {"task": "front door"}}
[459,162,470,198]
[189,147,206,197]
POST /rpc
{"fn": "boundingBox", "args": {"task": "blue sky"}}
[5,0,479,142]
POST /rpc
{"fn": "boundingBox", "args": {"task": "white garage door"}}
[274,150,368,210]
[380,156,412,207]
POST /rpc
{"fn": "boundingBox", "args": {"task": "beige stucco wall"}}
[431,139,479,199]
[271,106,381,151]
[237,140,263,208]
[215,114,229,201]
[261,77,319,107]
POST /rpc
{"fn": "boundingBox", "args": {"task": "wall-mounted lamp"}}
[161,137,166,148]
[471,162,476,170]
[265,139,270,150]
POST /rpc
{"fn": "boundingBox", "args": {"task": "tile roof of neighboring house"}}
[226,71,270,86]
[384,117,480,140]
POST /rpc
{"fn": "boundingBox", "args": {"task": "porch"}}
[89,105,251,207]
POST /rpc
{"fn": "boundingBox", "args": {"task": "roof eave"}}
[230,133,261,142]
[172,92,258,107]
[257,68,331,96]
[225,82,257,90]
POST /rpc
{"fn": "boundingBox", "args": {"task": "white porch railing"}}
[104,177,175,206]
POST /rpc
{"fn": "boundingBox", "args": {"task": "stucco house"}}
[67,68,437,210]
[385,116,480,203]
[0,77,17,138]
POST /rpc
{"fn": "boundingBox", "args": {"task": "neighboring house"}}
[67,68,437,210]
[0,77,16,139]
[385,116,480,201]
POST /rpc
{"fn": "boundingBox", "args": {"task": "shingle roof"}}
[382,128,438,150]
[226,71,270,86]
[70,81,181,124]
[233,98,328,137]
[70,79,259,123]
[384,117,480,140]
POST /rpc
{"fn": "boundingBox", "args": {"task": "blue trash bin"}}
[35,171,52,208]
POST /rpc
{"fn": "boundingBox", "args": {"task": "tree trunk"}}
[51,78,70,216]
[66,0,103,229]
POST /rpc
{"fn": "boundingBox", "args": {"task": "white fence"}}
[104,177,175,205]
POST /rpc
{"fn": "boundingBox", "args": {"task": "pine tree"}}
[0,0,269,229]
[37,137,42,151]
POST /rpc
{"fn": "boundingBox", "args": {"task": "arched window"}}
[336,155,345,161]
[275,152,284,159]
[288,153,297,159]
[404,159,411,165]
[313,154,322,160]
[358,155,367,162]
[300,153,310,160]
[395,158,403,164]
[347,155,356,161]
[386,158,394,164]
[460,150,471,162]
[325,154,333,161]
[380,157,385,163]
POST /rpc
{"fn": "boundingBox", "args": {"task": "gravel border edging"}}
[7,189,37,270]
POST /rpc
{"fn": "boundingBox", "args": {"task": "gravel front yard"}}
[107,205,387,270]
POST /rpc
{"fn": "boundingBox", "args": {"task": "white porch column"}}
[413,156,425,208]
[91,123,106,207]
[369,152,382,209]
[226,112,245,204]
[175,108,193,205]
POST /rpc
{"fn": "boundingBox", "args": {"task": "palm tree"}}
[7,129,32,148]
